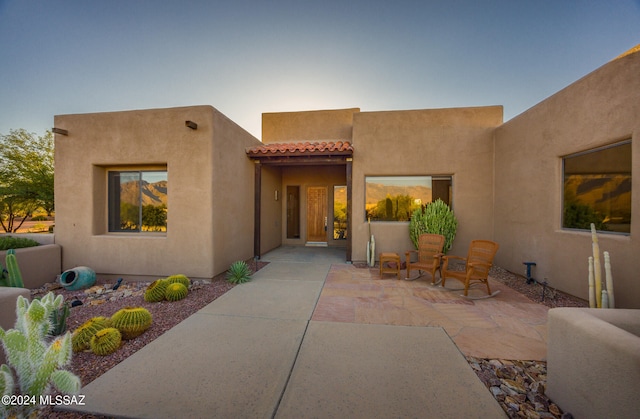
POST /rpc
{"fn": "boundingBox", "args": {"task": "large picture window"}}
[365,176,452,221]
[563,141,631,234]
[108,170,167,232]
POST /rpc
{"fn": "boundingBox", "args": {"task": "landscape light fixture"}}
[52,128,68,136]
[185,120,198,130]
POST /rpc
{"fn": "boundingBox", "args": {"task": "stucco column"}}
[346,157,353,262]
[254,161,261,259]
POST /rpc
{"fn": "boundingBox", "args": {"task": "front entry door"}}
[307,186,327,243]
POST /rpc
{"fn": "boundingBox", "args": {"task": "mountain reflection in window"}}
[563,141,631,234]
[365,176,452,221]
[108,170,167,232]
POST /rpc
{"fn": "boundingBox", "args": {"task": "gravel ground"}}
[25,263,585,418]
[27,261,265,419]
[472,266,586,419]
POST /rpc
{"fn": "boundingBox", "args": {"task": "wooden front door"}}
[307,186,327,243]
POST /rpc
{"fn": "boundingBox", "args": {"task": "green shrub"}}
[226,261,252,284]
[30,215,49,221]
[409,199,458,254]
[563,202,607,230]
[0,236,39,251]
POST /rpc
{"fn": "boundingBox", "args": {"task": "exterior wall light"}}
[52,128,68,136]
[185,120,198,130]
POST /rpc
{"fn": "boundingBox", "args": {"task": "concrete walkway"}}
[62,247,506,418]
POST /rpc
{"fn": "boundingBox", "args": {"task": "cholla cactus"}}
[0,292,81,418]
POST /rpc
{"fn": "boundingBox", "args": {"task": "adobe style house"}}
[54,47,639,308]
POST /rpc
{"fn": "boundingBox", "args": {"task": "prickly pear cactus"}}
[72,316,112,352]
[111,307,152,340]
[144,279,168,303]
[0,293,81,419]
[165,282,189,302]
[90,328,122,356]
[165,274,191,289]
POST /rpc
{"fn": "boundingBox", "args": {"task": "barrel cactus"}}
[165,282,188,302]
[90,327,122,356]
[111,307,152,340]
[165,274,191,288]
[144,279,168,303]
[72,316,112,352]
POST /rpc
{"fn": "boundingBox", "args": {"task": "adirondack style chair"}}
[441,240,499,296]
[405,233,445,283]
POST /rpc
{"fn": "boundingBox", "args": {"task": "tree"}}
[0,129,55,232]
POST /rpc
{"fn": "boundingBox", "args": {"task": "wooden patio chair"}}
[405,233,445,283]
[441,240,499,297]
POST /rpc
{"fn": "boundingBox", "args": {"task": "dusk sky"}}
[1,0,639,140]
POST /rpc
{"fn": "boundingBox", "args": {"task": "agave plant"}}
[226,261,252,284]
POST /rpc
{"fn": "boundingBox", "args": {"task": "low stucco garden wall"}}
[0,244,62,289]
[547,308,640,419]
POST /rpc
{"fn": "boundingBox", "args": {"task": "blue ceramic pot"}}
[60,266,96,291]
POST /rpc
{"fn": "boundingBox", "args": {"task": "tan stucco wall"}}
[351,107,503,261]
[260,165,283,254]
[493,51,640,308]
[211,110,266,274]
[262,108,359,142]
[54,106,261,280]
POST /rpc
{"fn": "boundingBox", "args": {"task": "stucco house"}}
[53,46,639,308]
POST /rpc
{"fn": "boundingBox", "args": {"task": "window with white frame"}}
[562,140,631,234]
[108,170,167,232]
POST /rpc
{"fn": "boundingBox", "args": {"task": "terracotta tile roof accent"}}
[246,141,353,157]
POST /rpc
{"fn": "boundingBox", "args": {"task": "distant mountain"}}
[565,174,631,220]
[120,180,167,207]
[366,183,432,206]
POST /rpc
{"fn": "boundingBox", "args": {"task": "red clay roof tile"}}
[246,141,353,156]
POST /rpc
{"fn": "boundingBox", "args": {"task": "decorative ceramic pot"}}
[60,266,96,291]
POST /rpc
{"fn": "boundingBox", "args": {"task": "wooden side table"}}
[379,252,401,280]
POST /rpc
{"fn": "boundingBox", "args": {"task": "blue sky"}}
[1,0,639,140]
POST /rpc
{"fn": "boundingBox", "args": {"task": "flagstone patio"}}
[312,264,550,360]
